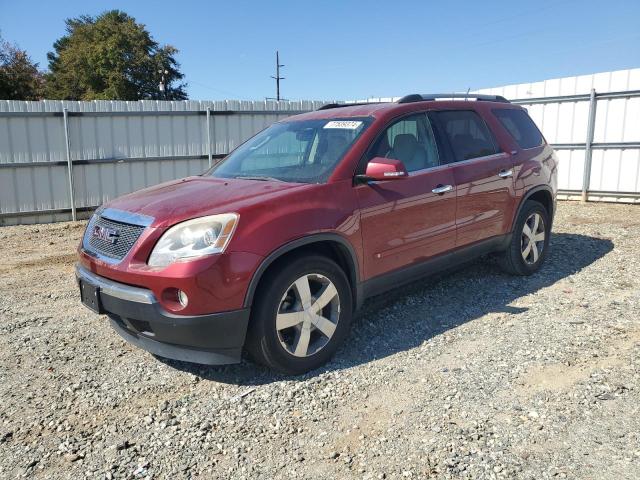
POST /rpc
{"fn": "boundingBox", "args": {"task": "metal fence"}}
[477,69,640,203]
[509,90,640,203]
[0,99,329,225]
[1,81,640,225]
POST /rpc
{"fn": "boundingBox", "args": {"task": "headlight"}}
[148,213,239,267]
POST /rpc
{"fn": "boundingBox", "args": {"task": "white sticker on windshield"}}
[323,120,363,130]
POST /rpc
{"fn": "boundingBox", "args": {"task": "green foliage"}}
[45,10,187,100]
[0,35,45,100]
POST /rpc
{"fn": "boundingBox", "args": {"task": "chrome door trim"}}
[432,184,454,194]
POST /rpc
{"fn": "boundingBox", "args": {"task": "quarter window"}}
[434,110,498,162]
[493,108,544,149]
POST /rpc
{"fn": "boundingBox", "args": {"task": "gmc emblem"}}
[93,225,119,244]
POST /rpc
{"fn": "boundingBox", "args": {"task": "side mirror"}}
[356,157,408,183]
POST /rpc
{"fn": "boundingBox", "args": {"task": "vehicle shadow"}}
[158,232,613,385]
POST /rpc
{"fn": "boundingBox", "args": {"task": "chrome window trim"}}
[444,152,510,167]
[407,162,453,176]
[516,143,546,152]
[408,152,509,175]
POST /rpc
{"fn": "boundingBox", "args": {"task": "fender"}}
[511,184,555,232]
[242,233,361,309]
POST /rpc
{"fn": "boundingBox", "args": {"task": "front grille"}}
[85,214,146,261]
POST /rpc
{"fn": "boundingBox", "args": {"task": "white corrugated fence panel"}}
[0,99,328,224]
[476,68,640,195]
[2,70,640,225]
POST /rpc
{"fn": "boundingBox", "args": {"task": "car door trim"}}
[361,233,510,299]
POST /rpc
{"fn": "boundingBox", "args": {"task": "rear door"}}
[355,112,457,280]
[430,109,515,247]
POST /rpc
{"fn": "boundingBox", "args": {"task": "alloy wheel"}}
[276,273,340,357]
[521,212,546,265]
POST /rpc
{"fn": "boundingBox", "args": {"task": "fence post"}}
[62,108,77,221]
[206,107,213,167]
[581,88,597,203]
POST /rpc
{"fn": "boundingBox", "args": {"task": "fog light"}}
[177,290,189,307]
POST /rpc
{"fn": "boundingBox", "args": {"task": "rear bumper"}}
[76,264,250,365]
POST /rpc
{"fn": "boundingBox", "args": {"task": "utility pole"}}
[270,50,285,101]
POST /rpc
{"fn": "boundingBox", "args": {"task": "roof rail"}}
[317,102,382,111]
[397,93,510,104]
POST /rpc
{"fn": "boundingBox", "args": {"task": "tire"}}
[498,200,551,276]
[245,254,353,375]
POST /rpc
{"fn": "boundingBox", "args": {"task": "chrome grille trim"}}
[82,208,154,264]
[100,208,154,227]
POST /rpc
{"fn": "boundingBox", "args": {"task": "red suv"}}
[77,94,557,374]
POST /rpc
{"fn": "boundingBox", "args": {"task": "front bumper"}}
[76,264,250,365]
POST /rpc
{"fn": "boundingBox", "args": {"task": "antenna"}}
[270,50,285,101]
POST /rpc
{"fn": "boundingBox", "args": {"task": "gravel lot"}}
[1,201,639,480]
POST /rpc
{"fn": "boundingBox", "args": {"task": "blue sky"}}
[1,0,639,100]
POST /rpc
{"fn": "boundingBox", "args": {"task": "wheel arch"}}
[511,185,555,232]
[243,234,361,311]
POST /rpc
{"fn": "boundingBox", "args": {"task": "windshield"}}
[208,117,372,183]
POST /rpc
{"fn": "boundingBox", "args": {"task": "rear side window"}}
[493,109,544,149]
[433,110,498,161]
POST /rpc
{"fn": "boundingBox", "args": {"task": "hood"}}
[104,176,309,228]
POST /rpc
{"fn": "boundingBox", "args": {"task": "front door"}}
[356,113,457,280]
[430,109,515,246]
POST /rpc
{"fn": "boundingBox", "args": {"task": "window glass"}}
[210,118,371,183]
[493,108,543,149]
[434,110,498,161]
[368,113,440,172]
[241,130,307,171]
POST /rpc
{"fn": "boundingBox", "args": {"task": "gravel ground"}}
[0,201,639,480]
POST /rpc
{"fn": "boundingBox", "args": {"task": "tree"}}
[0,35,45,100]
[45,10,187,100]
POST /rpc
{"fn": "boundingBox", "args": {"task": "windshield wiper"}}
[234,175,284,182]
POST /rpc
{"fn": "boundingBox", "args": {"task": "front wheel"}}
[245,255,353,375]
[498,200,551,275]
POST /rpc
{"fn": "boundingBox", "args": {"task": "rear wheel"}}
[498,200,550,275]
[246,255,352,374]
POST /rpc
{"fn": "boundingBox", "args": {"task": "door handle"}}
[432,184,453,194]
[498,169,513,178]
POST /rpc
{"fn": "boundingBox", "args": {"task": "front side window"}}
[434,110,499,162]
[367,113,440,172]
[209,118,372,183]
[493,108,544,149]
